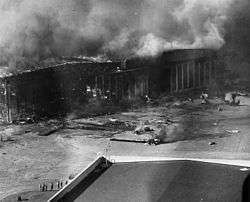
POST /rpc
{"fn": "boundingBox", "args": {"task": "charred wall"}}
[127,49,219,97]
[0,49,220,122]
[165,49,218,93]
[1,62,150,122]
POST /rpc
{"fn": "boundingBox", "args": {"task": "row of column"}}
[171,60,213,93]
[94,73,149,101]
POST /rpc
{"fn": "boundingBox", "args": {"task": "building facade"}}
[0,49,219,122]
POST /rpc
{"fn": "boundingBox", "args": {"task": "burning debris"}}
[134,121,155,135]
[111,120,170,146]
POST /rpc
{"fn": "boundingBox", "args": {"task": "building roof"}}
[48,157,250,202]
[0,49,217,80]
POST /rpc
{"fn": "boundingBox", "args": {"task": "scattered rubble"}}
[209,141,216,146]
[12,117,36,125]
[144,126,154,132]
[108,118,118,122]
[225,129,240,134]
[36,126,62,136]
[104,119,134,130]
[225,92,241,106]
[236,91,248,96]
[72,118,103,126]
[111,124,168,145]
[2,91,250,201]
[146,138,160,145]
[156,120,164,124]
[66,118,135,131]
[134,121,155,135]
[110,138,147,143]
[110,137,160,146]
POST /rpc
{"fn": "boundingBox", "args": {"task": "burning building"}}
[0,49,219,122]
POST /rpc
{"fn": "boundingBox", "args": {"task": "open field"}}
[2,95,250,201]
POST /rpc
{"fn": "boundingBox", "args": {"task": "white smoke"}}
[0,0,237,70]
[137,0,233,56]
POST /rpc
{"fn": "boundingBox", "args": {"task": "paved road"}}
[61,160,250,202]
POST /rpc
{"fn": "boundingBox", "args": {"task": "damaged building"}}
[0,49,219,122]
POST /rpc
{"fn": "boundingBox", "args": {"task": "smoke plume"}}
[221,0,250,81]
[0,0,238,71]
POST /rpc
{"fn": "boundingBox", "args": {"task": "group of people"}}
[201,91,242,106]
[39,180,68,192]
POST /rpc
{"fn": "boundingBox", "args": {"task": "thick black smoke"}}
[221,0,250,80]
[0,0,239,72]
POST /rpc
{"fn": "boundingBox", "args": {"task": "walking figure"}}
[42,184,45,192]
[44,184,47,191]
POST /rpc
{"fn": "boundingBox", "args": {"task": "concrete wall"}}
[0,49,219,122]
[1,64,150,122]
[169,59,216,93]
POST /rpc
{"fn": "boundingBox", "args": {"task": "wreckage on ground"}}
[224,91,247,106]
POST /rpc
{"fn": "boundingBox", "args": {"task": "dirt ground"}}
[2,94,250,201]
